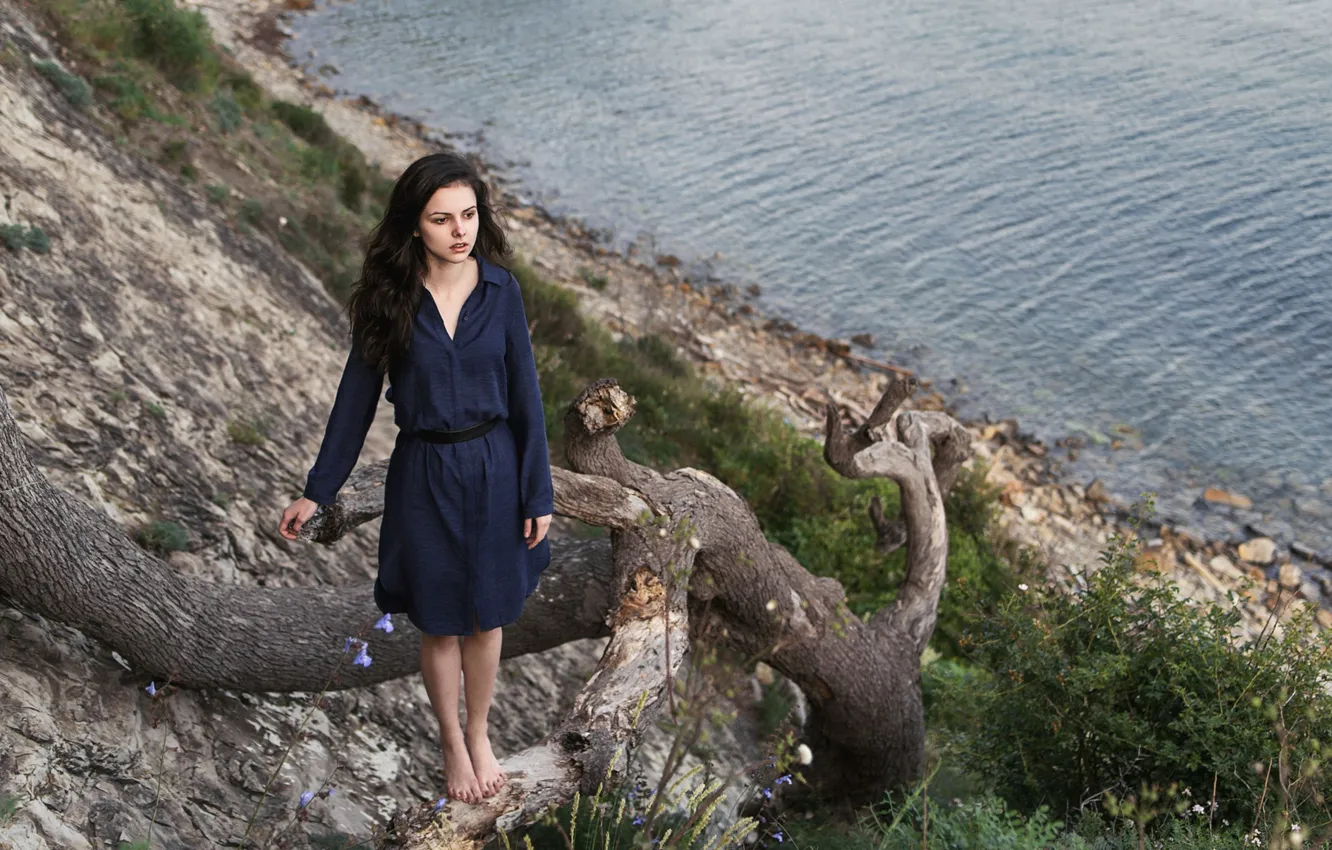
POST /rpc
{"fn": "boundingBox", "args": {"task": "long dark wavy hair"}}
[345,152,512,373]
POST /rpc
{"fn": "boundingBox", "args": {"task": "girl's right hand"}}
[279,497,320,540]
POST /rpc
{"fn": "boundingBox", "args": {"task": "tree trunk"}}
[0,370,970,844]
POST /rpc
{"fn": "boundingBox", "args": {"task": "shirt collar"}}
[475,254,511,286]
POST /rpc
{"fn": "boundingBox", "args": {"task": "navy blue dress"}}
[303,254,555,636]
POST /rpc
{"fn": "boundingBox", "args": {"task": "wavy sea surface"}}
[289,0,1332,555]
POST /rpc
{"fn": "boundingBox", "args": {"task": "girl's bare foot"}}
[465,725,507,797]
[442,736,483,804]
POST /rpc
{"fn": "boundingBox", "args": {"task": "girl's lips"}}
[450,244,469,252]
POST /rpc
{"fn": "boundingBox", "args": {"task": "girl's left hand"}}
[523,514,551,548]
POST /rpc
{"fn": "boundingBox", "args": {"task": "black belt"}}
[410,416,501,444]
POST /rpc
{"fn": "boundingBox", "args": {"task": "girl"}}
[278,152,555,805]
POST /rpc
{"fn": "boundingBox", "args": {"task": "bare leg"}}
[461,613,507,797]
[420,633,483,804]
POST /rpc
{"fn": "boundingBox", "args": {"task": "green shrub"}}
[134,520,189,554]
[227,416,267,444]
[204,183,229,205]
[33,59,92,107]
[160,136,189,164]
[338,161,366,211]
[0,793,18,825]
[868,789,1066,849]
[271,100,336,148]
[92,71,152,121]
[579,266,610,290]
[0,224,51,253]
[298,146,339,182]
[121,0,218,91]
[220,66,263,114]
[24,226,50,254]
[211,91,242,133]
[238,198,264,227]
[938,498,1332,827]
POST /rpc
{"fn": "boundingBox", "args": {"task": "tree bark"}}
[0,369,970,842]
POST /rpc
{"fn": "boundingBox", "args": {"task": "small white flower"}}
[1191,803,1205,815]
[278,215,288,227]
[658,527,667,538]
[1018,583,1029,592]
[796,743,812,765]
[688,536,701,550]
[1182,787,1192,797]
[765,599,778,611]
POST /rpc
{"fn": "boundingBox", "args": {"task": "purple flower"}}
[327,788,336,798]
[344,636,357,653]
[633,816,644,826]
[144,681,157,697]
[433,795,448,812]
[774,832,783,843]
[353,644,373,667]
[761,787,772,800]
[299,790,315,808]
[775,774,792,785]
[374,613,394,634]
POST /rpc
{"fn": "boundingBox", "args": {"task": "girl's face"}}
[416,182,479,267]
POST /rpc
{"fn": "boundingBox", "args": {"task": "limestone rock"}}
[1238,537,1277,565]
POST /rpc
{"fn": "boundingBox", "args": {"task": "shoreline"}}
[194,0,1332,636]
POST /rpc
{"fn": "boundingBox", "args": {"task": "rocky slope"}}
[1,0,1329,846]
[0,6,729,848]
[197,0,1332,640]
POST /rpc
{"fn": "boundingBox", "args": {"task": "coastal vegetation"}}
[2,0,1330,848]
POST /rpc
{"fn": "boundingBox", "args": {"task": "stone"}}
[1317,608,1332,629]
[1202,488,1253,510]
[1293,498,1330,518]
[1085,479,1111,504]
[1278,563,1303,590]
[1238,538,1277,565]
[1291,540,1319,561]
[1136,544,1176,574]
[1300,580,1321,602]
[1207,555,1243,581]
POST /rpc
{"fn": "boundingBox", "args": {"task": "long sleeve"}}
[504,278,555,519]
[302,327,384,506]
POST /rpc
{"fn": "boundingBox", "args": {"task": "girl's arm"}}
[505,277,555,519]
[302,327,385,506]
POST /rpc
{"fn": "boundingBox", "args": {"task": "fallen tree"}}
[0,372,971,846]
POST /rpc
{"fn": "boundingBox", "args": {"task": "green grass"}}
[34,58,92,106]
[227,416,267,445]
[134,520,189,554]
[0,793,19,825]
[0,224,50,253]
